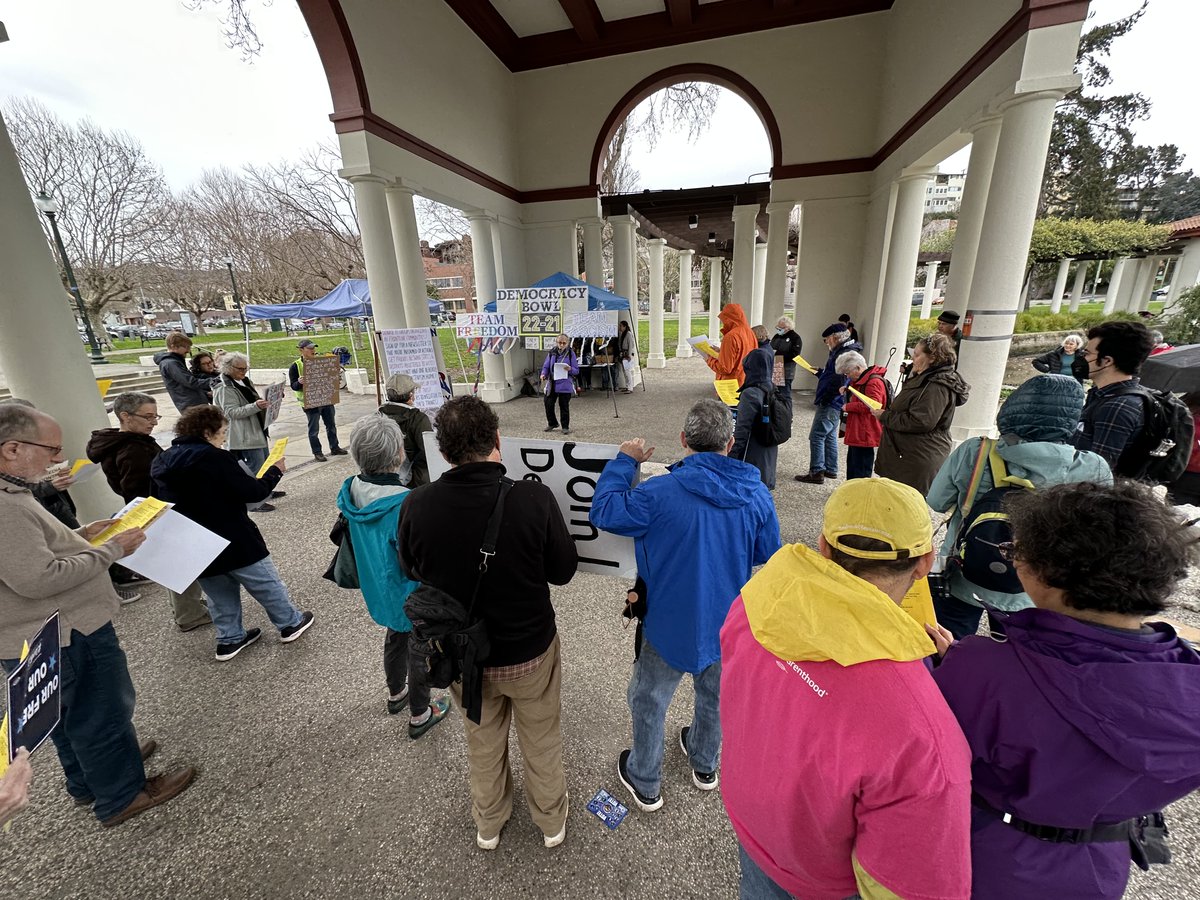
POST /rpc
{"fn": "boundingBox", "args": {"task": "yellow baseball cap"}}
[822,478,933,560]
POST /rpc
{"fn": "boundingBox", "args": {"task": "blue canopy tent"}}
[244,279,441,320]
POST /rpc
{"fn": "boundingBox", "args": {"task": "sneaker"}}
[409,697,451,739]
[252,503,276,513]
[561,428,571,435]
[330,447,349,456]
[387,685,410,715]
[617,749,663,812]
[680,727,719,791]
[117,588,141,605]
[101,766,197,827]
[270,490,287,499]
[476,830,501,851]
[215,628,261,661]
[543,792,568,848]
[280,611,315,644]
[543,425,557,432]
[313,452,328,462]
[793,472,825,485]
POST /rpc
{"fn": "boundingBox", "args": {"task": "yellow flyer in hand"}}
[793,353,820,375]
[848,386,883,410]
[96,379,113,398]
[899,577,938,628]
[70,459,90,476]
[686,334,721,359]
[88,498,170,546]
[714,379,741,406]
[256,438,288,478]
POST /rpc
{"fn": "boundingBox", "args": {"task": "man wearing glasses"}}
[0,403,196,826]
[1072,321,1155,472]
[87,392,212,631]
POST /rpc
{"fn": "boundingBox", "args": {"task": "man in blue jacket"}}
[795,323,863,484]
[591,399,781,813]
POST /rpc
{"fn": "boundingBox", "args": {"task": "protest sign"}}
[378,327,444,413]
[301,355,341,409]
[773,358,785,386]
[565,310,617,338]
[264,381,286,427]
[497,286,587,338]
[6,612,61,762]
[455,313,518,340]
[424,433,636,578]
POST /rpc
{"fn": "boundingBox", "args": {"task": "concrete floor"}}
[2,355,1196,899]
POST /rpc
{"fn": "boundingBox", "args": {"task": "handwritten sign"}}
[425,433,636,578]
[497,286,586,338]
[455,313,518,340]
[301,355,341,409]
[6,612,61,763]
[256,438,288,477]
[88,497,170,546]
[565,310,617,338]
[773,358,786,386]
[263,381,286,428]
[378,327,444,413]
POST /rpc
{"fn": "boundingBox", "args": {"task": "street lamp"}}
[223,255,250,356]
[34,191,108,364]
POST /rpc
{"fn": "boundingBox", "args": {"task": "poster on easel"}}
[378,327,444,413]
[301,355,341,409]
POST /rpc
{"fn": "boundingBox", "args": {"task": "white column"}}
[1102,257,1129,315]
[877,168,936,380]
[1048,258,1071,314]
[794,195,870,362]
[612,216,635,302]
[1126,256,1155,312]
[919,261,939,319]
[1113,256,1140,312]
[581,218,605,287]
[954,88,1072,440]
[466,211,508,401]
[676,249,695,357]
[751,241,768,325]
[708,255,722,337]
[647,238,667,368]
[762,202,792,328]
[942,115,1002,316]
[1068,260,1089,312]
[385,185,434,330]
[0,114,120,520]
[349,175,406,331]
[731,204,759,312]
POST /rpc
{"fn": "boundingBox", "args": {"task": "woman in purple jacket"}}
[930,480,1200,900]
[540,332,579,435]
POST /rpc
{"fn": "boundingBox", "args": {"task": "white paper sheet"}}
[118,507,230,593]
[553,362,569,380]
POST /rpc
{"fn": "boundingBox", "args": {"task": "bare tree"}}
[182,0,263,60]
[140,197,229,334]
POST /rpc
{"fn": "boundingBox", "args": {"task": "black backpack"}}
[951,440,1035,594]
[864,372,896,409]
[1110,383,1195,484]
[752,385,794,447]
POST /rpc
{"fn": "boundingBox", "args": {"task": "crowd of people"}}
[1,310,1198,900]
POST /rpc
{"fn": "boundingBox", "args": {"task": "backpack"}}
[950,440,1035,594]
[751,385,793,447]
[1111,383,1195,484]
[864,372,896,409]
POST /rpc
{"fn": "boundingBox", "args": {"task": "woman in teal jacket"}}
[336,415,449,739]
[926,374,1112,639]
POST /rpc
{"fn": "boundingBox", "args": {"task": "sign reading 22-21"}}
[6,612,62,762]
[498,287,587,338]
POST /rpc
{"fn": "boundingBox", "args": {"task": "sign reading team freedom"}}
[6,612,62,762]
[496,286,588,338]
[454,313,518,340]
[423,433,636,578]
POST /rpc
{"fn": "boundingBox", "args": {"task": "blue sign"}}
[6,612,61,762]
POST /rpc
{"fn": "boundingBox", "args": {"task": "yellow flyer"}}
[96,379,113,398]
[848,386,883,410]
[899,577,938,627]
[686,334,721,359]
[256,438,289,477]
[714,379,741,406]
[70,459,90,476]
[87,497,170,546]
[793,353,820,375]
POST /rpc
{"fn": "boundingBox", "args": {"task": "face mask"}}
[775,328,785,335]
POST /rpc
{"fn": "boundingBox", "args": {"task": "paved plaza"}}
[2,356,1197,899]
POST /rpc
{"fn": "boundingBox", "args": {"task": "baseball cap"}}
[297,339,317,349]
[821,323,848,337]
[822,478,932,560]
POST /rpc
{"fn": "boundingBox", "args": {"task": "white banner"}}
[378,328,444,413]
[423,433,636,578]
[454,313,518,339]
[497,286,588,338]
[565,310,618,338]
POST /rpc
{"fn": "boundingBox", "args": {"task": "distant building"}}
[421,238,475,313]
[924,172,965,214]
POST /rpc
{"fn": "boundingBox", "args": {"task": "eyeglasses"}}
[997,541,1020,562]
[131,412,162,422]
[8,439,63,455]
[230,365,248,372]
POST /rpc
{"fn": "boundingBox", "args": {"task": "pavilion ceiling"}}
[601,184,772,258]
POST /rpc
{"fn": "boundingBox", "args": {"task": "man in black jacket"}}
[153,333,216,413]
[770,315,803,389]
[398,396,578,852]
[378,372,432,487]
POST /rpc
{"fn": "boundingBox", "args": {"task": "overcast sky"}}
[0,0,1193,199]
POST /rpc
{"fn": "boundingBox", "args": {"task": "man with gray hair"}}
[379,373,433,487]
[0,404,196,826]
[795,322,863,485]
[592,398,781,813]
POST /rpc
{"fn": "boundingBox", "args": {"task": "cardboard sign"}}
[497,286,586,337]
[6,612,61,762]
[263,381,286,428]
[455,313,518,340]
[301,355,341,409]
[424,433,637,578]
[378,328,444,413]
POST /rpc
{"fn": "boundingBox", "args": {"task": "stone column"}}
[385,185,435,331]
[1048,257,1071,314]
[731,204,759,311]
[708,255,722,337]
[1067,260,1089,312]
[942,115,1002,316]
[794,194,870,363]
[919,261,939,319]
[0,114,120,520]
[676,249,695,357]
[762,202,792,328]
[581,218,604,287]
[1102,257,1129,315]
[349,175,406,331]
[751,241,768,325]
[466,211,508,401]
[954,87,1073,440]
[1126,256,1156,313]
[877,168,937,379]
[647,238,667,368]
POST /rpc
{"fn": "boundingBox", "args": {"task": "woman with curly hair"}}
[929,481,1200,900]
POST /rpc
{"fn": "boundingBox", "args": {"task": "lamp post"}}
[34,191,107,364]
[223,255,250,357]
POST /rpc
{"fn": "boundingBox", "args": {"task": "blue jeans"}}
[2,623,145,821]
[738,844,861,900]
[233,446,269,475]
[845,446,875,480]
[198,557,302,644]
[304,404,340,455]
[625,639,721,798]
[808,404,841,476]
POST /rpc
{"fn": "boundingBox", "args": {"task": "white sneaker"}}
[543,792,568,848]
[117,588,141,605]
[476,831,501,851]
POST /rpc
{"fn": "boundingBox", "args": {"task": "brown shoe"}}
[794,472,825,485]
[140,739,157,762]
[102,766,196,827]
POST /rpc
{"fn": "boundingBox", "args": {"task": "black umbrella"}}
[1140,344,1200,394]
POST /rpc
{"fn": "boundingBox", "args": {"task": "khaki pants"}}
[451,636,566,840]
[168,581,211,629]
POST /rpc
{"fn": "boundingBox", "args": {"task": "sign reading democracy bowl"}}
[496,286,588,338]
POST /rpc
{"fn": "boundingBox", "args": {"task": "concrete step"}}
[0,372,165,403]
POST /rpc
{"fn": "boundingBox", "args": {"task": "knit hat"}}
[937,310,960,326]
[821,323,849,338]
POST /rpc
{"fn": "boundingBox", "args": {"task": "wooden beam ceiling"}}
[556,0,605,43]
